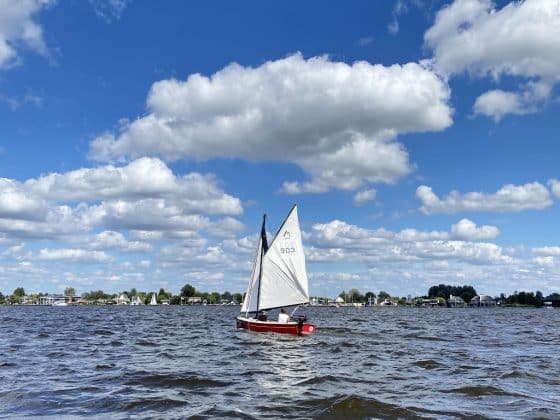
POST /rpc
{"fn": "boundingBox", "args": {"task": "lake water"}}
[1,306,558,419]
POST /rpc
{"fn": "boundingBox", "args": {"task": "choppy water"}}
[1,306,559,419]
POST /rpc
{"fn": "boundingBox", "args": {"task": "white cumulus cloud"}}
[38,248,112,262]
[89,53,452,193]
[0,158,243,240]
[473,89,527,122]
[0,0,52,69]
[534,256,555,267]
[548,179,560,198]
[307,219,511,265]
[450,218,500,240]
[425,0,560,120]
[473,82,552,121]
[532,246,560,256]
[24,157,242,216]
[353,188,377,206]
[87,231,152,252]
[416,182,553,214]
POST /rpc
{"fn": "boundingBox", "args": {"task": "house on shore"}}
[186,296,205,305]
[419,298,438,307]
[448,295,467,308]
[469,295,496,307]
[37,294,80,305]
[544,294,560,307]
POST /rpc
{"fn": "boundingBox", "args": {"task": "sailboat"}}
[236,205,317,335]
[149,293,157,305]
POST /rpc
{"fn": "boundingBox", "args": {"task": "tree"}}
[82,290,111,301]
[64,287,76,297]
[181,284,196,298]
[0,292,4,304]
[348,288,364,303]
[158,288,172,302]
[233,293,243,304]
[428,284,477,303]
[378,291,390,300]
[199,292,210,303]
[9,287,25,304]
[210,292,221,304]
[535,290,544,307]
[506,291,519,305]
[129,288,137,297]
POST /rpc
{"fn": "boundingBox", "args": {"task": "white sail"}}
[241,233,263,314]
[258,206,309,310]
[150,293,157,305]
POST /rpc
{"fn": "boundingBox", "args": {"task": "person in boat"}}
[278,308,290,323]
[257,310,268,321]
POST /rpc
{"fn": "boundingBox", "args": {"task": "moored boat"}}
[149,293,157,305]
[236,205,316,336]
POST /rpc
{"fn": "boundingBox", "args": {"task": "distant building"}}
[379,298,396,306]
[311,297,330,305]
[187,296,203,305]
[37,294,80,305]
[469,295,496,307]
[420,298,438,307]
[448,294,466,308]
[20,295,35,305]
[544,294,560,307]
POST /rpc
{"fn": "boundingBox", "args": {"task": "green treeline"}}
[316,284,556,307]
[428,284,477,302]
[2,283,559,307]
[503,291,547,307]
[0,284,243,305]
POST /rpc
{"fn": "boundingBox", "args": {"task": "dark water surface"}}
[1,306,559,419]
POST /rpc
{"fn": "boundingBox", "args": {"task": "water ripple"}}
[0,306,559,418]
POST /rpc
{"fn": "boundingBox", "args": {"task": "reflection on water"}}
[0,306,559,418]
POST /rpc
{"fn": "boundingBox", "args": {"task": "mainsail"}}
[240,205,309,313]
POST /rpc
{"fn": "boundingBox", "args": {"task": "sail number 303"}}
[281,247,296,254]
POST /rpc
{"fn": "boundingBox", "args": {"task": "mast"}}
[255,214,267,314]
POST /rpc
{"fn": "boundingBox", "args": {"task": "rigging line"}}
[255,214,266,315]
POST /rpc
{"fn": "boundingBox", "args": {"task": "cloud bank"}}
[89,53,453,193]
[425,0,560,120]
[416,182,553,214]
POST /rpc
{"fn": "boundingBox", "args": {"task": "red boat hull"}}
[236,316,316,335]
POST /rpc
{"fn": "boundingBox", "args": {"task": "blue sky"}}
[1,0,560,298]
